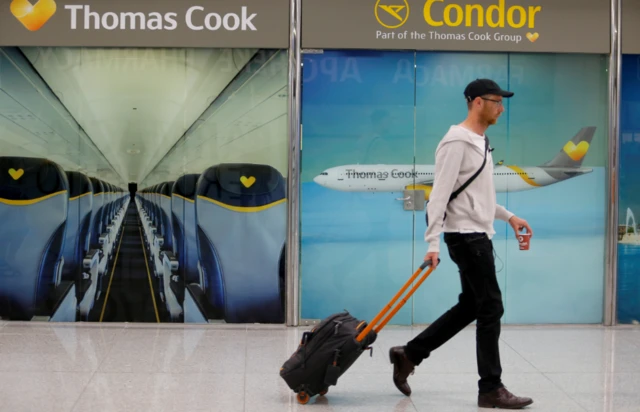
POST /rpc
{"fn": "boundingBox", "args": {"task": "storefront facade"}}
[0,0,636,327]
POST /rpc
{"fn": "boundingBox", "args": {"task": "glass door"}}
[410,52,511,325]
[299,50,419,325]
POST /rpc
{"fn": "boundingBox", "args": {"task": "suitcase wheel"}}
[297,391,310,404]
[319,388,328,396]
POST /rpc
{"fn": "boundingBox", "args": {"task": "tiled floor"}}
[0,321,639,411]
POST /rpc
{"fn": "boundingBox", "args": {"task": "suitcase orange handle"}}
[356,259,439,343]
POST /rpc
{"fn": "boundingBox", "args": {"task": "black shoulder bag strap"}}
[425,136,490,226]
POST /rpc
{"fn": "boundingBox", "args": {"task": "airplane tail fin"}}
[541,126,596,168]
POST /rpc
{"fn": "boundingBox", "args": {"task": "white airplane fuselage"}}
[313,164,593,193]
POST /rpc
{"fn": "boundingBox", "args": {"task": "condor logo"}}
[375,0,410,29]
[10,0,57,31]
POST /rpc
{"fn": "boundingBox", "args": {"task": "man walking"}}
[389,79,534,409]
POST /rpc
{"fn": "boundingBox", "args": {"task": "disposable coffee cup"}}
[518,233,531,250]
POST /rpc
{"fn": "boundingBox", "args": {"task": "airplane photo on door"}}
[313,127,596,199]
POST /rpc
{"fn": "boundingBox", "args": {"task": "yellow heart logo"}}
[10,0,57,32]
[8,168,24,180]
[240,176,256,188]
[526,32,539,42]
[563,141,590,161]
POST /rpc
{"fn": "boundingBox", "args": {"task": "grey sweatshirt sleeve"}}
[495,204,515,222]
[424,141,465,254]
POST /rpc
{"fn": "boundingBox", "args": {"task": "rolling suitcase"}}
[279,259,439,405]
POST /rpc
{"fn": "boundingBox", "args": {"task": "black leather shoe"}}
[478,386,533,409]
[389,346,415,396]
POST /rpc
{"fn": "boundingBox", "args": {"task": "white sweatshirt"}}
[425,125,514,253]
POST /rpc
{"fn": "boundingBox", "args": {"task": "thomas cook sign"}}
[302,0,610,54]
[0,0,289,48]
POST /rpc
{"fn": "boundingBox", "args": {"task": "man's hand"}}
[509,215,533,237]
[424,251,439,269]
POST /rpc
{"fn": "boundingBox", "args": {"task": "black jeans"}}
[404,232,505,394]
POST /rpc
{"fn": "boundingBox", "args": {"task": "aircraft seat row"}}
[136,163,287,324]
[0,157,129,321]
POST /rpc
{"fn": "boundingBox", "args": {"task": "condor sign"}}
[302,0,610,54]
[0,0,289,48]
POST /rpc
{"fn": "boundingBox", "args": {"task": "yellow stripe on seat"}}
[0,190,67,206]
[172,194,195,203]
[69,192,92,201]
[197,195,286,213]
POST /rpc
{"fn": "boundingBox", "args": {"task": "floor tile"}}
[500,327,640,373]
[546,373,640,412]
[98,327,247,374]
[72,372,245,412]
[0,371,93,412]
[0,322,636,411]
[0,323,122,372]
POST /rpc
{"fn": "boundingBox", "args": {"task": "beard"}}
[481,108,499,125]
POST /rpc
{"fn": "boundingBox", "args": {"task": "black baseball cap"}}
[464,78,514,102]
